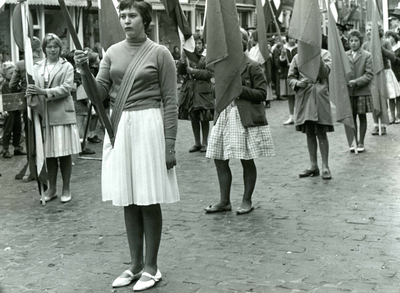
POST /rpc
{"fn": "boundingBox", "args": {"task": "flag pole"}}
[20,0,46,205]
[267,0,290,64]
[58,0,115,145]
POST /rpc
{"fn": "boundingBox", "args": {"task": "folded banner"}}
[206,0,243,116]
[288,0,321,82]
[327,3,355,148]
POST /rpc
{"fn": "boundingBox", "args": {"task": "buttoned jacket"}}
[30,57,76,126]
[346,48,374,97]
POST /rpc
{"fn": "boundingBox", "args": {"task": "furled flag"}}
[159,0,196,61]
[99,0,125,51]
[205,0,244,116]
[368,0,389,125]
[288,0,321,83]
[255,0,272,62]
[18,1,48,199]
[327,2,355,148]
[270,0,283,24]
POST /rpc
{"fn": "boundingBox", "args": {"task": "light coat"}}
[287,49,333,126]
[29,57,76,126]
[346,48,373,97]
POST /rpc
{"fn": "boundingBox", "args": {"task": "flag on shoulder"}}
[327,2,355,148]
[368,0,389,125]
[205,0,243,116]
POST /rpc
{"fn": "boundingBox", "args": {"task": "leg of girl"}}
[45,157,58,200]
[59,155,72,202]
[239,159,256,211]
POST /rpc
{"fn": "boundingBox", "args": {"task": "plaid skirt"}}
[350,95,374,115]
[206,103,275,160]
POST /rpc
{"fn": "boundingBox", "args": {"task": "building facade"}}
[0,0,295,64]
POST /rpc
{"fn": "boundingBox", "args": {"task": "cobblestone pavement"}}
[1,99,400,293]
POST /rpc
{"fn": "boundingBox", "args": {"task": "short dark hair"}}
[194,32,204,46]
[42,33,62,57]
[385,30,400,43]
[118,0,152,31]
[348,29,364,44]
[88,52,100,66]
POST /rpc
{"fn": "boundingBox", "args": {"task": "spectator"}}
[1,61,26,159]
[27,33,81,203]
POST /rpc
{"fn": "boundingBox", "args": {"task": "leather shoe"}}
[236,206,254,215]
[14,149,26,156]
[204,203,232,213]
[44,193,57,202]
[112,269,143,288]
[87,135,102,143]
[79,148,96,155]
[371,126,379,135]
[299,168,320,178]
[189,145,201,153]
[200,145,207,152]
[3,150,12,159]
[133,270,162,291]
[60,194,72,203]
[283,118,294,125]
[321,169,332,180]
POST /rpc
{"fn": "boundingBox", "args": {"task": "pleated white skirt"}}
[44,124,81,158]
[101,108,180,207]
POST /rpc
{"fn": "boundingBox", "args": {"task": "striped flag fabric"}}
[288,0,321,83]
[327,2,355,148]
[20,1,48,197]
[205,0,243,115]
[99,0,125,51]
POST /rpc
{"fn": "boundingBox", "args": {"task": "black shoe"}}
[87,135,102,143]
[381,127,387,135]
[3,150,12,159]
[371,126,379,135]
[14,149,27,156]
[299,168,320,178]
[189,145,202,153]
[79,148,96,155]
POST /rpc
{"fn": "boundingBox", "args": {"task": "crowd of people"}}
[1,0,400,290]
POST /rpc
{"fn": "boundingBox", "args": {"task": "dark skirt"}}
[296,120,334,135]
[350,95,374,115]
[179,108,214,121]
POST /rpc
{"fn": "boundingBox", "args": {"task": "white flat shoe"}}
[112,269,142,288]
[44,194,57,202]
[60,195,72,203]
[133,269,162,291]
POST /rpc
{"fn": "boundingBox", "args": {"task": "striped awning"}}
[5,0,98,7]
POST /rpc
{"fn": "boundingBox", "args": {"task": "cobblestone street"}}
[1,99,400,293]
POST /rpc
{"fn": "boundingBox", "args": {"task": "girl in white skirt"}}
[205,29,275,215]
[75,1,179,291]
[27,33,81,203]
